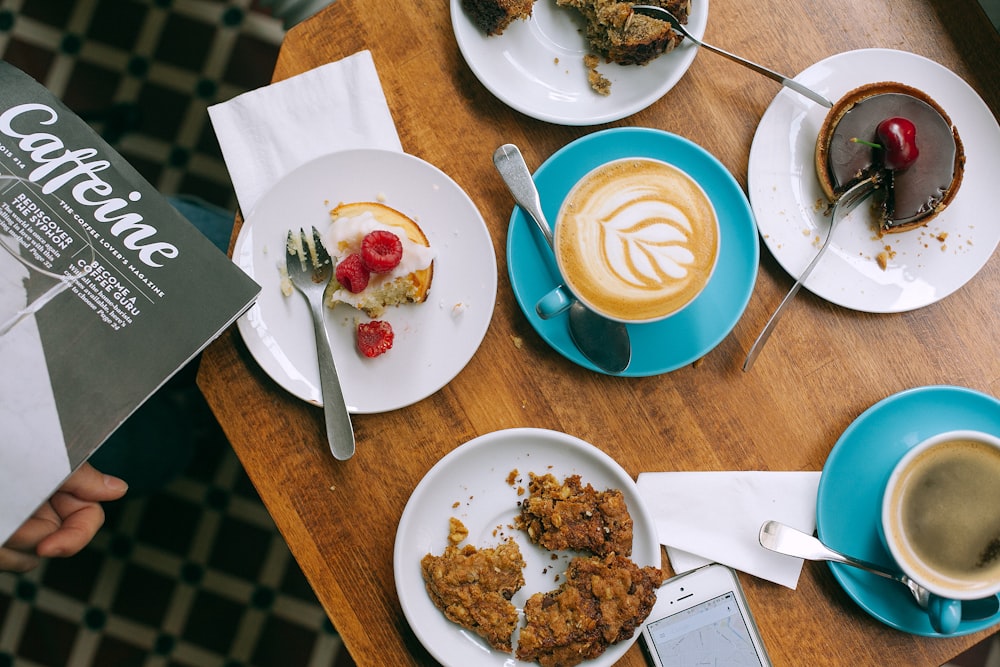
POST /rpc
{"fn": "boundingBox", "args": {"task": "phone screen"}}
[645,591,765,666]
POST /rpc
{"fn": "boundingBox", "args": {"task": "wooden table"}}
[197,0,1000,664]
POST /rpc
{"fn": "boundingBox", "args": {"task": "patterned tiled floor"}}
[1,1,997,666]
[0,372,348,667]
[0,0,286,210]
[0,1,354,665]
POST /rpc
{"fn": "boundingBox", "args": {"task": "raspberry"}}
[361,230,403,273]
[356,320,394,358]
[335,253,370,293]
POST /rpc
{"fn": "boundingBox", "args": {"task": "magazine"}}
[0,62,260,544]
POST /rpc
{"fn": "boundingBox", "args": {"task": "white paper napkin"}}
[208,50,401,214]
[636,471,821,589]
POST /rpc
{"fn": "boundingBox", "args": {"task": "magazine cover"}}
[0,62,260,544]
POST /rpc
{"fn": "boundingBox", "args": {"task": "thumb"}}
[59,463,128,503]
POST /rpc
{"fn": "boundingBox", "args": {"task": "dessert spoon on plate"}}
[493,144,631,374]
[632,5,833,108]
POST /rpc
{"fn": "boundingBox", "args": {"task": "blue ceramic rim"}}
[816,385,1000,636]
[504,126,759,376]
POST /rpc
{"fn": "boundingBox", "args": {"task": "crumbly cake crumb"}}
[516,472,634,556]
[515,554,663,666]
[584,54,612,95]
[448,517,469,544]
[420,520,526,651]
[876,251,889,270]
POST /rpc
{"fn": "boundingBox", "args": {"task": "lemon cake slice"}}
[323,201,435,318]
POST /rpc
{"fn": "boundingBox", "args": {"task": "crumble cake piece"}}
[556,0,688,66]
[516,553,663,666]
[516,472,634,556]
[419,519,526,651]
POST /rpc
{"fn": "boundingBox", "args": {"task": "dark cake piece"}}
[462,0,536,35]
[556,0,689,65]
[516,472,634,557]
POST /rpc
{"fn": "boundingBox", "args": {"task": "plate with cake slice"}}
[394,428,662,667]
[233,149,497,413]
[450,0,706,125]
[748,48,1000,313]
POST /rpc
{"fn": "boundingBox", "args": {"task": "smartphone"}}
[640,563,772,667]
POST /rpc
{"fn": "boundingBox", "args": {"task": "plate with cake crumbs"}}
[394,428,661,666]
[749,49,1000,313]
[450,0,707,125]
[233,149,497,413]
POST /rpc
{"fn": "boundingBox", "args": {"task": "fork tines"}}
[286,226,331,272]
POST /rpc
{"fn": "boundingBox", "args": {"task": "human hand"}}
[0,463,128,573]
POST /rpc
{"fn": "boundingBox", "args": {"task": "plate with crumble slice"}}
[450,0,707,125]
[394,428,661,666]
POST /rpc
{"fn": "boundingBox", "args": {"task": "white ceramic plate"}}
[450,0,707,125]
[394,428,660,666]
[233,149,497,413]
[748,48,1000,313]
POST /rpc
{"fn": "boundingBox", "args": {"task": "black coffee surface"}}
[901,440,1000,582]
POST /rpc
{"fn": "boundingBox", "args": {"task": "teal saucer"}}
[505,127,758,376]
[816,385,1000,636]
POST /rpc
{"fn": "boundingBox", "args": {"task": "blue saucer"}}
[817,385,1000,636]
[505,127,759,376]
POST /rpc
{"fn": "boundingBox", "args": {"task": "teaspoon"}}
[492,144,631,374]
[632,5,833,108]
[759,520,1000,632]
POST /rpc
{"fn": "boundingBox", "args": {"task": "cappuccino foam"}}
[890,439,1000,591]
[555,159,718,322]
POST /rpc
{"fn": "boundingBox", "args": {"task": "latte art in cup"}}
[554,158,719,322]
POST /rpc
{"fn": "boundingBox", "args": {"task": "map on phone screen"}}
[646,592,765,666]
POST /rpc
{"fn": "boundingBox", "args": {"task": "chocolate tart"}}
[815,81,965,235]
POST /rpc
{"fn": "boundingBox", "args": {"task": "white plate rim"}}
[450,0,708,125]
[393,427,660,667]
[748,48,1000,313]
[233,149,498,413]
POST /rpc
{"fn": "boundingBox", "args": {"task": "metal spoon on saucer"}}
[631,5,833,108]
[493,144,631,374]
[759,520,1000,629]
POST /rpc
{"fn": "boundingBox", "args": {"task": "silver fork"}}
[742,177,878,372]
[286,227,355,461]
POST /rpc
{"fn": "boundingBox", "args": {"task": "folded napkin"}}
[636,471,821,589]
[208,50,401,214]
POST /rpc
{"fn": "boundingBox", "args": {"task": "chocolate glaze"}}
[828,93,957,229]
